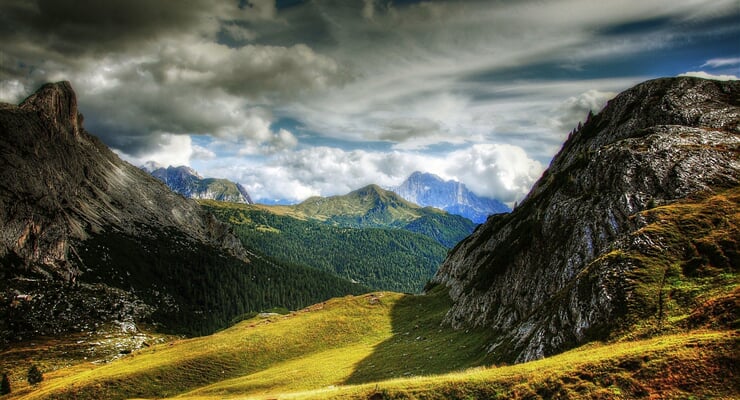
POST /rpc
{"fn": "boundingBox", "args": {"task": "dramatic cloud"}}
[115,133,195,168]
[551,90,617,132]
[1,0,738,203]
[0,80,28,104]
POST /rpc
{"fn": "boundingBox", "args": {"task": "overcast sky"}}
[1,0,738,204]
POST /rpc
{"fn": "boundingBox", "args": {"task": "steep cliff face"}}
[0,82,247,281]
[0,82,255,340]
[431,77,739,363]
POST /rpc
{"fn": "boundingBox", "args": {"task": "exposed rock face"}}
[431,77,740,363]
[142,163,254,204]
[0,82,251,341]
[393,172,510,223]
[0,82,248,281]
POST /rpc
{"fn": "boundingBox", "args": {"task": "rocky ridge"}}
[431,77,740,363]
[392,171,510,223]
[142,163,254,204]
[0,82,251,341]
[0,82,247,282]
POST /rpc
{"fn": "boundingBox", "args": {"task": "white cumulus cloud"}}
[198,144,543,206]
[678,71,739,81]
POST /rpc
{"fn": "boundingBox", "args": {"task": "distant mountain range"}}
[142,162,253,204]
[392,172,510,223]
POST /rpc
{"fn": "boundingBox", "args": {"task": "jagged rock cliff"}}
[431,77,739,363]
[393,172,510,223]
[0,82,247,281]
[142,163,254,204]
[0,82,250,340]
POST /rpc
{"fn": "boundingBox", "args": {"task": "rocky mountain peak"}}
[18,81,83,138]
[393,171,509,223]
[431,77,740,363]
[1,82,248,280]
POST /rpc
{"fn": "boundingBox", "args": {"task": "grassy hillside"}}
[3,287,491,399]
[4,188,737,400]
[602,186,739,339]
[5,286,736,400]
[201,201,450,293]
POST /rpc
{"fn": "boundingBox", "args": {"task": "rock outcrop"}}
[431,77,739,363]
[0,82,248,281]
[0,82,251,340]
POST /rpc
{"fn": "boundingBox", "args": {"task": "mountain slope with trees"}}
[265,184,477,248]
[201,200,448,293]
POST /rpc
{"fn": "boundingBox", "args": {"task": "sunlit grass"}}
[8,189,738,400]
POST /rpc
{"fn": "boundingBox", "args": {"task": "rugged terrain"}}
[0,82,365,342]
[142,163,253,204]
[1,77,737,400]
[431,76,739,362]
[393,171,510,223]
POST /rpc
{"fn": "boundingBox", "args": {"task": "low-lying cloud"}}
[198,144,544,205]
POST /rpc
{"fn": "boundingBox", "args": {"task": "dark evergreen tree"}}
[1,372,10,395]
[27,365,43,385]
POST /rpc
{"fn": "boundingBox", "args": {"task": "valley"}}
[199,184,477,293]
[1,76,738,400]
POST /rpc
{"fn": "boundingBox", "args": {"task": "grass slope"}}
[6,188,737,400]
[200,201,450,293]
[605,187,739,339]
[4,288,495,400]
[7,287,737,400]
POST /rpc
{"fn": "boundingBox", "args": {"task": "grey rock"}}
[0,81,251,341]
[431,77,740,363]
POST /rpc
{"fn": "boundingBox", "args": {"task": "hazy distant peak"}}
[393,171,509,223]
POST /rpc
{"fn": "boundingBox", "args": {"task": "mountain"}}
[3,78,737,400]
[201,200,449,293]
[393,172,510,223]
[0,82,366,341]
[142,163,253,204]
[431,77,740,363]
[278,184,478,248]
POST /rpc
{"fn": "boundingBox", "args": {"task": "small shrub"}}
[1,372,10,394]
[27,365,43,385]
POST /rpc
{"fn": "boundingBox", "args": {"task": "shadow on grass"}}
[344,285,494,385]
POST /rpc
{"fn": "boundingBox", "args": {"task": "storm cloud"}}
[1,0,738,202]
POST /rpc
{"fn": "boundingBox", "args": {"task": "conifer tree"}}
[27,365,43,385]
[1,372,10,395]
